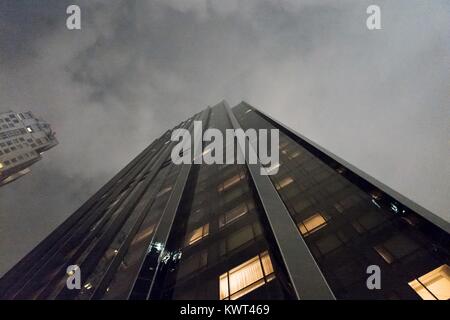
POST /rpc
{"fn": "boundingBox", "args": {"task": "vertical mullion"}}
[225,102,335,300]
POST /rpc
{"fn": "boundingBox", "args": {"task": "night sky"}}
[0,0,449,276]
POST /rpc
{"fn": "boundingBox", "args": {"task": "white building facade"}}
[0,111,58,186]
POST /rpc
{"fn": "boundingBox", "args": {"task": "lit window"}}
[408,264,450,300]
[276,176,293,190]
[219,203,248,228]
[219,251,275,300]
[0,162,3,169]
[84,283,93,290]
[186,224,209,246]
[298,212,328,236]
[218,174,242,192]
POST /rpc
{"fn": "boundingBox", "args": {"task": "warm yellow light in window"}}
[218,174,242,192]
[276,177,293,190]
[408,264,450,300]
[219,251,275,300]
[298,213,327,236]
[0,163,3,169]
[186,224,209,246]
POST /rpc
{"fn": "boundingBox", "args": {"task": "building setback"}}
[0,101,448,300]
[0,111,58,186]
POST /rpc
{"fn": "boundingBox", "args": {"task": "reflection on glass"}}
[219,251,275,300]
[219,203,248,228]
[156,186,172,198]
[177,250,208,279]
[408,264,450,300]
[374,245,395,264]
[132,224,156,245]
[218,174,242,192]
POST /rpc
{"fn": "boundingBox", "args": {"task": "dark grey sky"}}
[0,0,449,276]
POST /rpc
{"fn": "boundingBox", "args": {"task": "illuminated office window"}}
[408,264,450,300]
[298,212,328,236]
[219,203,248,228]
[219,251,275,300]
[276,176,293,190]
[185,224,209,246]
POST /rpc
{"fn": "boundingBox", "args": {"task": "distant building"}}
[0,111,58,186]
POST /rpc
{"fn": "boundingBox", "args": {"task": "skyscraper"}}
[0,111,58,186]
[0,101,448,300]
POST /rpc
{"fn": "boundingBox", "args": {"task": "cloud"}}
[0,0,449,275]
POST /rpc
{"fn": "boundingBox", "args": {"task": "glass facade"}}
[0,101,448,300]
[233,102,450,300]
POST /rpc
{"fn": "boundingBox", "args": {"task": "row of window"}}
[0,136,48,155]
[0,152,36,168]
[0,128,28,140]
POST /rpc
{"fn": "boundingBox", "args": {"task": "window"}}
[177,250,208,279]
[298,212,328,236]
[276,176,293,190]
[220,223,262,256]
[185,224,209,246]
[219,251,275,300]
[374,245,394,264]
[374,235,419,264]
[131,224,155,245]
[156,186,172,198]
[219,203,248,228]
[217,174,243,192]
[408,264,450,300]
[264,162,280,174]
